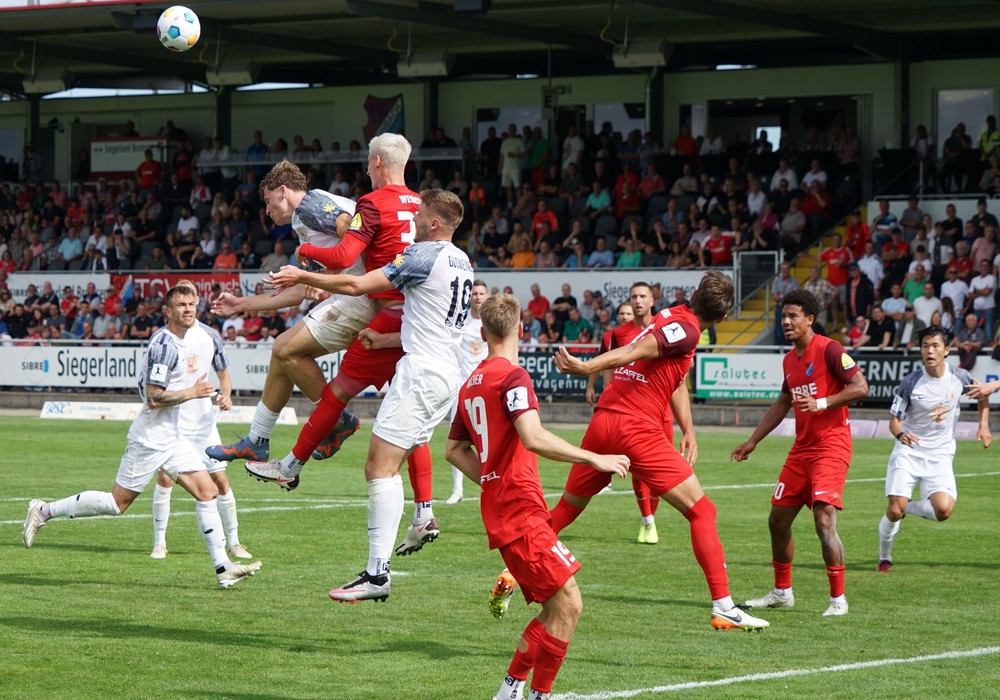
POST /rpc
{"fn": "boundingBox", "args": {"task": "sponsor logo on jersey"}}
[391,254,405,268]
[661,321,687,344]
[481,471,500,483]
[806,362,814,376]
[506,387,529,411]
[150,363,168,382]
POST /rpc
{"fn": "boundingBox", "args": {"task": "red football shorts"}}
[501,524,581,605]
[563,409,694,499]
[336,307,404,391]
[772,451,850,510]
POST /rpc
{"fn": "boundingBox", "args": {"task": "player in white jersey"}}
[22,286,262,588]
[446,280,489,504]
[206,160,368,463]
[149,280,251,560]
[877,325,992,573]
[262,189,474,602]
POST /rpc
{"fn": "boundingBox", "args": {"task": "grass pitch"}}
[1,416,998,699]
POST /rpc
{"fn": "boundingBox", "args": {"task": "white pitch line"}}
[552,646,1000,700]
[0,501,366,526]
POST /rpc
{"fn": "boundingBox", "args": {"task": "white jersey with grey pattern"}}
[178,321,228,439]
[129,326,202,450]
[890,364,973,453]
[381,240,474,366]
[292,189,363,275]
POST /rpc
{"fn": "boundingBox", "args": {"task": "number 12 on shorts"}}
[551,540,577,568]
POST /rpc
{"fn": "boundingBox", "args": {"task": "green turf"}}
[2,416,998,699]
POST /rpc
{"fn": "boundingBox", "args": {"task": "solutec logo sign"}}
[697,355,783,399]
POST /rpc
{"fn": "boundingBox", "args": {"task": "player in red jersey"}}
[553,271,769,631]
[446,293,629,700]
[730,288,868,617]
[586,283,696,545]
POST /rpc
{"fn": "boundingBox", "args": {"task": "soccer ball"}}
[156,6,201,53]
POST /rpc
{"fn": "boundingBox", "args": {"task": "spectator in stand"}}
[510,238,535,268]
[951,240,974,283]
[561,306,592,342]
[871,200,899,251]
[581,181,612,221]
[511,183,538,221]
[820,233,852,325]
[803,265,837,331]
[526,283,549,319]
[669,163,698,197]
[550,283,577,323]
[969,259,996,335]
[534,240,559,268]
[799,181,830,246]
[941,266,970,317]
[559,162,587,206]
[841,314,869,350]
[135,149,161,200]
[913,282,943,326]
[259,241,288,273]
[531,200,559,238]
[903,264,930,303]
[843,262,875,324]
[702,225,734,266]
[844,210,870,260]
[972,224,998,270]
[769,158,798,192]
[953,312,986,370]
[771,261,799,344]
[892,303,925,351]
[970,197,998,236]
[856,240,884,292]
[779,198,806,261]
[941,204,963,245]
[487,244,512,269]
[899,196,923,243]
[562,239,588,269]
[541,309,563,344]
[614,182,641,221]
[213,241,239,270]
[638,164,666,202]
[615,237,641,268]
[699,127,723,156]
[866,304,895,350]
[586,237,614,267]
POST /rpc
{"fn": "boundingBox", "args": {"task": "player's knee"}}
[935,504,953,521]
[885,504,906,521]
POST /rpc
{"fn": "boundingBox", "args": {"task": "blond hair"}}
[369,133,412,171]
[479,293,521,340]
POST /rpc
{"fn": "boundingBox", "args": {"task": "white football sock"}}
[216,489,240,546]
[366,475,404,577]
[451,466,464,495]
[279,453,306,478]
[878,514,900,560]
[48,491,121,519]
[711,595,735,612]
[152,483,173,547]
[248,401,280,444]
[904,499,938,521]
[641,515,655,527]
[496,674,525,700]
[195,498,229,569]
[414,500,434,524]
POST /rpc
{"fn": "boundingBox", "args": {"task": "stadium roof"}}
[1,0,1000,96]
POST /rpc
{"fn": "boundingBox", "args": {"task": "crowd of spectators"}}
[456,118,863,272]
[778,192,1000,366]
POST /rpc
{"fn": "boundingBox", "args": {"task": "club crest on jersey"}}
[805,362,814,376]
[349,212,363,230]
[841,353,856,370]
[186,354,199,374]
[506,387,529,411]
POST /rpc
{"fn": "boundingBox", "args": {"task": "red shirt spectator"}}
[703,227,734,266]
[614,184,641,220]
[820,239,853,287]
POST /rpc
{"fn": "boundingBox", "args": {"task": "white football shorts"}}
[303,293,380,353]
[185,426,227,473]
[373,355,460,450]
[885,445,957,501]
[115,438,207,493]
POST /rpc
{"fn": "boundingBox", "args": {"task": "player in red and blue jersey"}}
[731,288,868,617]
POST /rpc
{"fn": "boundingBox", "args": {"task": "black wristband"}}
[895,431,905,441]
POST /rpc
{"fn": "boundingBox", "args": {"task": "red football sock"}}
[529,628,570,694]
[683,496,730,600]
[632,477,653,518]
[507,617,545,680]
[407,444,433,503]
[773,560,793,590]
[549,497,584,535]
[292,383,346,461]
[826,565,845,598]
[649,494,661,516]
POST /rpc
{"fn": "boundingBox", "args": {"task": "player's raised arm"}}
[554,333,660,376]
[265,264,393,297]
[212,287,306,317]
[513,409,629,477]
[965,378,1000,399]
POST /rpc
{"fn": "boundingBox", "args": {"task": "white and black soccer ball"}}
[156,6,201,53]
